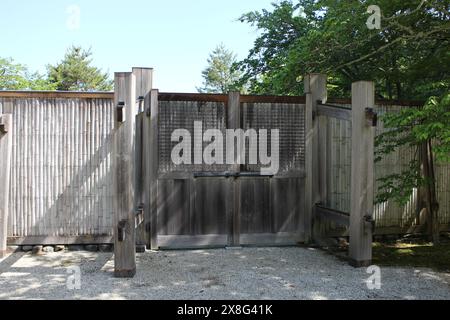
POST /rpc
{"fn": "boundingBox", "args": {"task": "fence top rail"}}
[0,90,424,107]
[158,92,227,102]
[327,97,424,107]
[158,92,307,104]
[0,90,114,99]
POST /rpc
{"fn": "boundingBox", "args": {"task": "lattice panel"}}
[242,103,306,173]
[158,100,231,173]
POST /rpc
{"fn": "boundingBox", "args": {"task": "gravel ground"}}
[0,247,449,300]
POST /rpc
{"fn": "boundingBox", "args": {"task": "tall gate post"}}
[132,67,153,252]
[349,81,375,267]
[0,114,12,258]
[304,74,327,243]
[227,91,241,247]
[113,72,137,277]
[144,89,159,251]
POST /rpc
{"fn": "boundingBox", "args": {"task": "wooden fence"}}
[0,92,116,245]
[0,89,448,247]
[325,103,450,235]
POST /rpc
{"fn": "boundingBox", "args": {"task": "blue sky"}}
[0,0,278,92]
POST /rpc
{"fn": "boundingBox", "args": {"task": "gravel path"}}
[0,247,449,300]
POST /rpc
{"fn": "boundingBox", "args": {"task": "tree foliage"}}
[198,44,244,93]
[237,0,449,211]
[0,57,55,90]
[237,0,450,99]
[376,93,450,205]
[47,46,113,91]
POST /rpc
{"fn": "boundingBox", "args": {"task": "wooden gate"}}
[112,70,376,277]
[145,93,306,249]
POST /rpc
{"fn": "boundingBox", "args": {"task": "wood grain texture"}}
[304,74,327,243]
[227,92,241,246]
[113,72,136,277]
[349,81,375,267]
[132,68,153,249]
[0,97,115,239]
[149,90,159,250]
[0,114,12,257]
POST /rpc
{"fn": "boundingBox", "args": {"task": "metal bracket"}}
[117,101,125,123]
[0,116,8,134]
[135,203,144,228]
[365,108,378,127]
[364,215,375,232]
[137,96,145,113]
[117,219,129,242]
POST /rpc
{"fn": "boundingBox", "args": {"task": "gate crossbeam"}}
[316,101,351,121]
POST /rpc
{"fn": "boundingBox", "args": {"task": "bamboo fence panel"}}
[0,96,115,237]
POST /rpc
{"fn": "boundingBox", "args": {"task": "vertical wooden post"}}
[349,81,375,267]
[0,114,12,258]
[227,91,241,247]
[113,72,137,277]
[144,89,159,250]
[132,67,153,251]
[304,74,327,243]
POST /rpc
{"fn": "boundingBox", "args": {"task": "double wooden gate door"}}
[153,94,306,249]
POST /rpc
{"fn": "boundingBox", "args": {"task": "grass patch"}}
[372,242,450,271]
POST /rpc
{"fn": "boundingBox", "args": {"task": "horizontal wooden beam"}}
[0,91,114,99]
[158,92,228,102]
[157,233,304,249]
[315,205,350,226]
[240,95,306,104]
[158,172,192,180]
[7,235,113,245]
[316,103,352,121]
[0,91,423,107]
[326,98,424,107]
[240,232,303,246]
[158,92,307,104]
[157,171,306,180]
[157,235,228,249]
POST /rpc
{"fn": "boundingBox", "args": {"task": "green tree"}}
[198,44,244,93]
[0,57,55,90]
[376,93,449,242]
[47,46,113,91]
[238,0,450,242]
[237,0,449,99]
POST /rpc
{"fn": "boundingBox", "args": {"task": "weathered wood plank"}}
[239,232,300,246]
[157,235,227,249]
[227,92,241,246]
[113,72,137,277]
[0,91,114,99]
[316,103,351,121]
[240,178,271,234]
[133,67,153,250]
[304,74,327,243]
[149,89,159,250]
[7,235,113,246]
[314,205,350,226]
[194,178,228,235]
[349,81,375,267]
[0,114,12,257]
